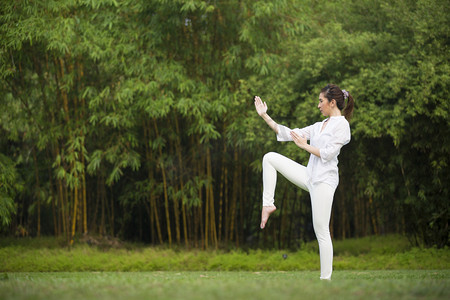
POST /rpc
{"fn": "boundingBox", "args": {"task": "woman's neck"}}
[328,108,342,117]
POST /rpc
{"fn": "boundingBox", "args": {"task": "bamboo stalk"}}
[101,178,105,236]
[32,148,41,237]
[144,120,163,245]
[58,179,64,236]
[82,161,87,235]
[229,149,238,241]
[47,150,58,236]
[104,183,111,235]
[64,181,70,243]
[174,116,189,247]
[70,180,78,245]
[78,59,87,236]
[224,160,229,244]
[204,156,209,249]
[206,147,218,249]
[77,187,83,234]
[218,143,226,242]
[195,135,204,249]
[238,161,246,247]
[153,119,172,246]
[152,196,163,244]
[370,197,378,235]
[173,186,181,245]
[109,187,114,236]
[170,141,181,245]
[91,175,101,233]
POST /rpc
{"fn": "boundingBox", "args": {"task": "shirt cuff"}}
[277,125,293,141]
[319,148,329,163]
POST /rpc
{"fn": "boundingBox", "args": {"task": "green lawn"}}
[1,236,449,299]
[1,235,449,272]
[1,270,448,300]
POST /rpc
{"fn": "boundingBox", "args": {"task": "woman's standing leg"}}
[260,152,309,228]
[310,183,335,280]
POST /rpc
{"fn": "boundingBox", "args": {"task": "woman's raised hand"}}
[254,96,268,116]
[254,95,279,134]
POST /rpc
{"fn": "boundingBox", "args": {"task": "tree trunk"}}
[174,116,189,247]
[218,143,227,243]
[91,175,101,233]
[63,182,70,243]
[369,197,378,235]
[204,152,209,249]
[47,153,58,236]
[81,142,88,235]
[57,179,64,236]
[229,149,239,242]
[169,135,181,245]
[153,119,172,246]
[224,157,229,244]
[206,147,218,249]
[70,183,79,245]
[32,148,41,237]
[144,120,163,245]
[110,187,114,236]
[100,178,106,236]
[151,193,163,244]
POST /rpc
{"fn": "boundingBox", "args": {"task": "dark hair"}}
[320,84,354,120]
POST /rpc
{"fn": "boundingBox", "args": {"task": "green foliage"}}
[0,154,22,228]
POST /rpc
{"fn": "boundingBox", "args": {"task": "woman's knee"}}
[313,220,330,240]
[263,152,277,165]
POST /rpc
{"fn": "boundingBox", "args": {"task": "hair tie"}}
[342,89,349,100]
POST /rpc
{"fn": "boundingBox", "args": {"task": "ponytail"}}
[343,93,354,121]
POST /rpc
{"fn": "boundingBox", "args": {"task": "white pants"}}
[262,152,335,280]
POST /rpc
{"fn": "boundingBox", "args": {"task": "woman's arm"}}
[290,121,351,159]
[254,96,279,134]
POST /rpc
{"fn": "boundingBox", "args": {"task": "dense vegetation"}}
[0,0,448,248]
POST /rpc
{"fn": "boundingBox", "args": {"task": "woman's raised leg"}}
[260,152,309,229]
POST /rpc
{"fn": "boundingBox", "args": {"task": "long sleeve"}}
[318,121,351,163]
[277,124,314,142]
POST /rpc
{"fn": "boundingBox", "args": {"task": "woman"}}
[254,84,354,280]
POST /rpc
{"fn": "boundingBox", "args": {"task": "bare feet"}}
[260,206,276,229]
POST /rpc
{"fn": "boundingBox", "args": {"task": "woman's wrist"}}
[261,113,279,133]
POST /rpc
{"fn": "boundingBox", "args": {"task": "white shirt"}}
[276,116,351,189]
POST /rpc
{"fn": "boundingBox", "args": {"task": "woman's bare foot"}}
[260,206,277,229]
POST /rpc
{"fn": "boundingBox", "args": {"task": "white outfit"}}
[262,116,350,280]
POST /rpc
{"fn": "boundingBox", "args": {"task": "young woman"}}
[254,84,354,280]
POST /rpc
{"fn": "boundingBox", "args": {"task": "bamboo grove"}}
[0,0,449,248]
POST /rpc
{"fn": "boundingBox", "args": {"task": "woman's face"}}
[318,93,333,117]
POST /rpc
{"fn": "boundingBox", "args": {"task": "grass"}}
[0,270,448,300]
[1,235,448,272]
[0,235,448,299]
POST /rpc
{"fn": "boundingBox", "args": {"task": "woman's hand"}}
[254,95,279,134]
[290,130,307,149]
[254,96,268,116]
[291,130,321,157]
